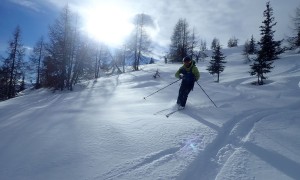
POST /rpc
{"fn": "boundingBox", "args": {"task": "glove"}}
[179,74,184,79]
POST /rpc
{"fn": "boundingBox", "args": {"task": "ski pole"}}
[196,81,217,108]
[144,79,181,100]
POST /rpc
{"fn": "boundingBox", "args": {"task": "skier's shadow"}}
[181,107,220,132]
[244,142,300,179]
[182,107,300,179]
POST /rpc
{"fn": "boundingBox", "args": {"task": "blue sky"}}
[0,1,58,56]
[1,0,300,57]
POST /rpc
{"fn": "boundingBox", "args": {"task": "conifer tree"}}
[207,44,226,82]
[243,40,251,63]
[195,39,208,62]
[250,1,283,85]
[288,6,300,49]
[227,36,238,48]
[46,5,73,90]
[46,5,86,90]
[247,35,257,54]
[0,65,10,100]
[29,36,45,89]
[243,35,257,63]
[1,25,25,98]
[127,13,152,70]
[169,18,193,62]
[211,37,220,50]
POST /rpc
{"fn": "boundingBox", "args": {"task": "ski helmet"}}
[183,56,191,63]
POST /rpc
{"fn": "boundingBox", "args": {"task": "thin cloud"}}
[6,0,300,48]
[9,0,42,12]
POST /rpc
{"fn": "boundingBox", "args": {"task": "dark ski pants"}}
[177,85,192,107]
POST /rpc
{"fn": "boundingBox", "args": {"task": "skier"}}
[175,56,200,109]
[153,69,160,79]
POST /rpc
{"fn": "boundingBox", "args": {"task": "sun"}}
[82,5,134,46]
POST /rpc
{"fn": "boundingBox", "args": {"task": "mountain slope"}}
[0,48,299,180]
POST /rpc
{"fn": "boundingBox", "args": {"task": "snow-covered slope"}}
[0,47,300,180]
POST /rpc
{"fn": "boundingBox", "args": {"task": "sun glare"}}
[82,5,133,46]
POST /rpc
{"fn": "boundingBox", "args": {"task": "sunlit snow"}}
[0,47,299,180]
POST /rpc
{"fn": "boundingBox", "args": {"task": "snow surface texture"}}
[0,47,300,180]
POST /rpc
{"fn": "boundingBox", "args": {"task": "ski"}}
[153,107,174,115]
[165,108,183,118]
[154,105,184,117]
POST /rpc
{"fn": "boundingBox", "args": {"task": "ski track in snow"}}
[179,108,282,180]
[97,147,181,180]
[91,106,291,180]
[91,105,300,180]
